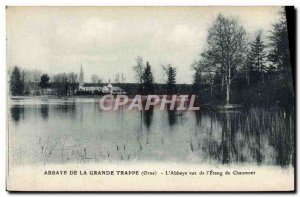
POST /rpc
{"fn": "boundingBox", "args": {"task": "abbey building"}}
[78,66,126,95]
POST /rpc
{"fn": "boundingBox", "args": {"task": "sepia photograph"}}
[6,6,295,192]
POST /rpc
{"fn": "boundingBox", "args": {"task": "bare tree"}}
[68,72,78,95]
[121,72,126,83]
[114,73,120,83]
[52,73,68,95]
[91,74,101,83]
[31,69,42,83]
[19,68,42,95]
[203,14,247,104]
[133,56,144,84]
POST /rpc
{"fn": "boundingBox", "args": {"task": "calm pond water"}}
[8,97,294,167]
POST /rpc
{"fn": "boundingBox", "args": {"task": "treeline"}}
[9,68,79,96]
[191,9,294,108]
[8,63,182,96]
[112,83,192,96]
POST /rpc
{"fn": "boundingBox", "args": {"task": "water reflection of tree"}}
[53,102,76,119]
[241,107,294,167]
[143,109,153,129]
[194,110,202,126]
[11,105,24,122]
[198,110,264,165]
[198,108,294,167]
[165,102,177,126]
[40,104,49,120]
[167,110,176,126]
[267,107,294,167]
[218,111,268,165]
[136,110,143,144]
[255,130,263,165]
[219,112,239,164]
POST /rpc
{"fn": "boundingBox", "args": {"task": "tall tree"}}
[39,74,50,94]
[246,31,267,84]
[269,9,290,70]
[68,72,78,95]
[142,61,154,94]
[204,14,247,104]
[133,56,145,93]
[10,66,24,96]
[192,66,202,95]
[193,52,218,99]
[268,9,292,83]
[52,73,69,96]
[268,8,294,107]
[162,64,176,94]
[133,56,144,84]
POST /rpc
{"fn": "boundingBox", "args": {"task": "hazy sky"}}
[7,6,282,84]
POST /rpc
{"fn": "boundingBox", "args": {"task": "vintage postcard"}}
[6,6,295,191]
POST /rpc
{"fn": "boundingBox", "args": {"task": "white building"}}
[77,66,126,95]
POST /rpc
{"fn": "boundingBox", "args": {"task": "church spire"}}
[79,65,84,86]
